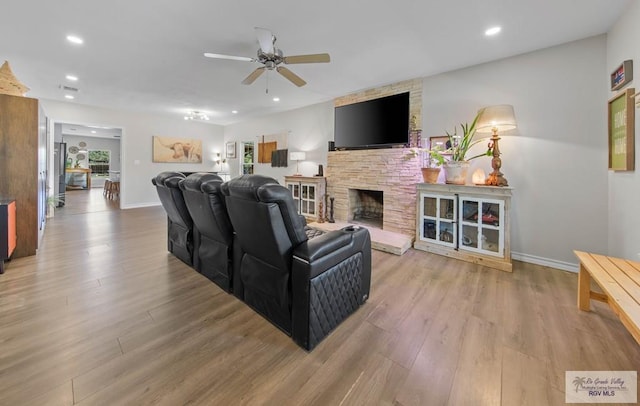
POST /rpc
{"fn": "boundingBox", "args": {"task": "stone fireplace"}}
[349,189,384,228]
[326,78,423,240]
[326,148,421,238]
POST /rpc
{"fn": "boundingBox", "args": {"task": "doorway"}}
[53,122,122,214]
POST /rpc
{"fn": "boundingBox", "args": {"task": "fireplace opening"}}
[349,189,383,229]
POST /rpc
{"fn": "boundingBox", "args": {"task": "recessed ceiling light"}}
[66,75,78,81]
[485,26,501,36]
[66,35,84,45]
[272,97,280,102]
[91,130,96,134]
[64,95,75,100]
[232,110,238,114]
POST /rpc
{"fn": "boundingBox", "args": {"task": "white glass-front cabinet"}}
[415,183,512,272]
[284,176,326,222]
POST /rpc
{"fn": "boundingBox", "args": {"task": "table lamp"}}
[289,151,306,176]
[476,105,517,186]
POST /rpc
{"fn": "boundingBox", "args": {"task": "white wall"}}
[224,37,608,269]
[223,102,334,183]
[421,36,609,269]
[606,1,640,261]
[41,100,225,208]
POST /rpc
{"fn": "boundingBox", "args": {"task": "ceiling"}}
[0,0,630,126]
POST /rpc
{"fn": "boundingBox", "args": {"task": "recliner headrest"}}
[222,174,279,200]
[153,171,185,187]
[180,172,223,192]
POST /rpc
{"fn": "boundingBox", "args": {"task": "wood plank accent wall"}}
[0,94,40,257]
[327,79,424,238]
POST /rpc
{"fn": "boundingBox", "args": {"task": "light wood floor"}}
[1,191,639,405]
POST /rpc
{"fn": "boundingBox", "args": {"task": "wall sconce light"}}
[214,152,226,168]
[289,151,306,176]
[476,105,517,186]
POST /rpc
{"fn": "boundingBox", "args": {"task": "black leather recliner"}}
[180,173,235,292]
[152,171,194,266]
[222,175,372,350]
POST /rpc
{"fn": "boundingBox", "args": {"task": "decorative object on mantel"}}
[611,60,633,91]
[476,104,517,186]
[608,88,635,171]
[0,61,29,96]
[316,164,323,177]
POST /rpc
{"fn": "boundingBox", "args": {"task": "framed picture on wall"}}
[152,136,202,163]
[608,87,635,171]
[226,141,237,159]
[429,136,451,154]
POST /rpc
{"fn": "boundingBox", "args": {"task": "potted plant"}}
[437,110,491,184]
[422,147,445,183]
[408,146,445,183]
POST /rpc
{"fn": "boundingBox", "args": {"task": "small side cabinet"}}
[0,200,17,274]
[414,183,512,272]
[284,176,327,223]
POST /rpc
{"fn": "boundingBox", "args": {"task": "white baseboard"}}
[122,202,162,210]
[511,251,579,273]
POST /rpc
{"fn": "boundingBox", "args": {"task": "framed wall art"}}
[608,88,635,171]
[226,141,237,159]
[429,136,451,154]
[152,136,202,163]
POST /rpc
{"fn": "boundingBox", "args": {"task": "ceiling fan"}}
[204,27,330,87]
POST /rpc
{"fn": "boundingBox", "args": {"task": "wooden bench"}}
[574,250,640,345]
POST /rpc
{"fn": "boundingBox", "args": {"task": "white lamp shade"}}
[476,104,517,133]
[289,151,306,161]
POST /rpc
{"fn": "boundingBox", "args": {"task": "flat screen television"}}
[334,92,410,150]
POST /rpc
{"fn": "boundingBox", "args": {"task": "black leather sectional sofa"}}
[152,172,372,350]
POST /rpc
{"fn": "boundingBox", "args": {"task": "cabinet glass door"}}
[301,184,316,216]
[287,183,301,213]
[459,197,504,257]
[420,193,456,247]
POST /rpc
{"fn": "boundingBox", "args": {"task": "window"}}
[242,142,254,175]
[88,150,110,176]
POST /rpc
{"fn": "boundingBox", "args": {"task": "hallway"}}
[55,187,120,217]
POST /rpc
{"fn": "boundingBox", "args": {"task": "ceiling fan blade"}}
[276,66,307,87]
[254,27,274,54]
[241,67,266,85]
[283,53,331,64]
[204,53,254,62]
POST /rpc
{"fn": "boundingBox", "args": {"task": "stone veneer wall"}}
[327,78,423,238]
[327,149,421,238]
